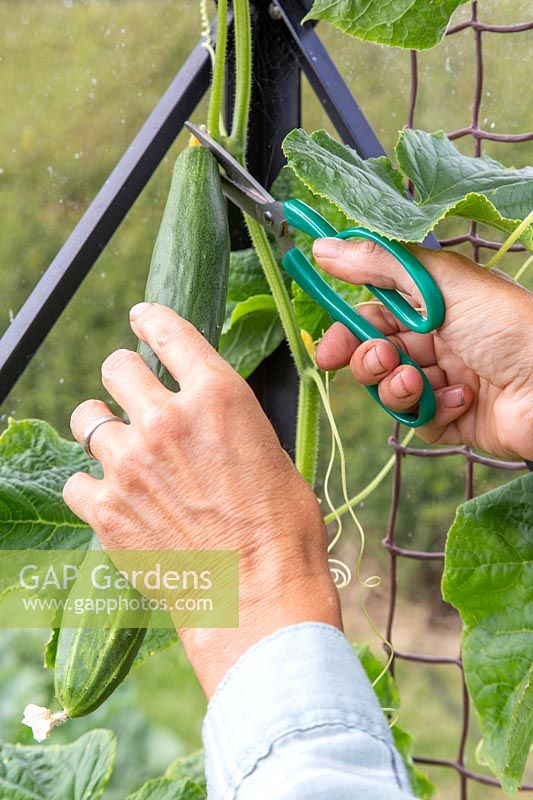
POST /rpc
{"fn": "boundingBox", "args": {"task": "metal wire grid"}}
[384,3,533,796]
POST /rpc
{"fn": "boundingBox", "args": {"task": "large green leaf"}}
[166,750,205,787]
[442,473,533,794]
[126,749,207,799]
[219,294,285,378]
[126,778,205,800]
[0,417,97,551]
[303,0,470,50]
[0,729,116,799]
[283,128,533,250]
[0,418,97,602]
[354,645,435,799]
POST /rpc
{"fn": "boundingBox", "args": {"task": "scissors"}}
[185,122,445,428]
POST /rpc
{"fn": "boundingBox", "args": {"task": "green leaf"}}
[126,778,206,800]
[134,627,179,668]
[392,726,436,800]
[0,418,97,552]
[126,749,207,799]
[272,166,354,236]
[228,246,287,303]
[283,128,533,250]
[354,645,435,799]
[291,283,332,340]
[442,473,533,794]
[166,750,205,787]
[303,0,470,50]
[0,419,97,603]
[44,628,59,669]
[0,729,116,799]
[219,294,285,378]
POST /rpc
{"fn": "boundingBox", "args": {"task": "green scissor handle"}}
[281,198,446,428]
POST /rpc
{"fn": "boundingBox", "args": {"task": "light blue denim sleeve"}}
[202,622,415,799]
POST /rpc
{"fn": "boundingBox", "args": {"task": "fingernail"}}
[364,345,386,374]
[442,386,465,408]
[313,238,343,259]
[130,302,151,320]
[390,371,411,398]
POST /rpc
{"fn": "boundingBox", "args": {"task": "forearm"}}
[202,623,415,800]
[179,564,342,698]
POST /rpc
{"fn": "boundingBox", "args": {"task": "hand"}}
[313,238,533,461]
[63,302,341,697]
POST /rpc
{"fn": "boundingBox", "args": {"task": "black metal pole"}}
[0,34,215,404]
[226,0,301,456]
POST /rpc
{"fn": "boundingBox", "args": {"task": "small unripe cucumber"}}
[55,142,230,718]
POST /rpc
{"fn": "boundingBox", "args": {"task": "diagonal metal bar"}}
[0,31,217,404]
[271,0,384,158]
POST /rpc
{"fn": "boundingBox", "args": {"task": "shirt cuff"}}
[202,622,409,799]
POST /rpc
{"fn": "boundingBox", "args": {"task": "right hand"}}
[313,238,533,461]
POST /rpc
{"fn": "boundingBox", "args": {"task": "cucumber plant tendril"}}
[485,209,533,269]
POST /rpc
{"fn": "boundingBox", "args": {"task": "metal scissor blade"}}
[184,121,290,245]
[220,174,267,223]
[184,121,274,204]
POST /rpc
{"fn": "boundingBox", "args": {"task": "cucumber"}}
[53,547,151,718]
[139,141,231,389]
[55,140,230,718]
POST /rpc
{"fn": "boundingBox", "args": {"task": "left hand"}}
[63,302,341,696]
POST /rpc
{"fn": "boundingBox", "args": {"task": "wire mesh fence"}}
[385,3,532,796]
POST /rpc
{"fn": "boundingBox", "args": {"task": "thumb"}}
[312,237,531,386]
[312,237,470,307]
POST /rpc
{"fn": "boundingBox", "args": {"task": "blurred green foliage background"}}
[0,1,531,797]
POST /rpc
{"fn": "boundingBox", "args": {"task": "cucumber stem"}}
[246,218,310,378]
[206,0,228,139]
[230,0,319,486]
[296,374,320,485]
[229,0,252,157]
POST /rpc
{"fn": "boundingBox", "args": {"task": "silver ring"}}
[83,415,125,459]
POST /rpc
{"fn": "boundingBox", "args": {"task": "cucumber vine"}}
[206,0,321,486]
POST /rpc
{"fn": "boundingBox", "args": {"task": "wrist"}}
[178,546,341,698]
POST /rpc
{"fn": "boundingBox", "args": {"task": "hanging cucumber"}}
[53,541,151,719]
[138,137,231,388]
[53,137,230,721]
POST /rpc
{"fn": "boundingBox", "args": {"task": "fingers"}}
[70,399,129,462]
[313,237,423,302]
[100,348,170,420]
[376,364,424,412]
[417,384,475,443]
[129,302,228,388]
[63,471,101,524]
[317,301,437,376]
[351,302,437,366]
[316,322,359,369]
[313,238,533,389]
[312,237,472,305]
[349,339,400,383]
